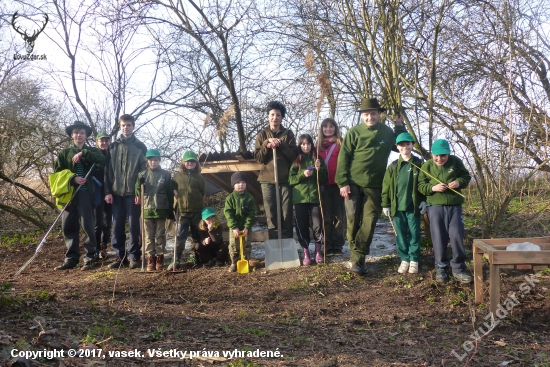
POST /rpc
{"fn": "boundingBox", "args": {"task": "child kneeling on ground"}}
[195,207,228,267]
[381,132,426,274]
[417,139,472,283]
[224,172,256,272]
[136,149,175,271]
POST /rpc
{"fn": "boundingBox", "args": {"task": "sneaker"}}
[453,271,473,284]
[55,261,77,270]
[81,262,94,271]
[435,267,449,283]
[108,257,128,269]
[409,261,419,274]
[398,261,410,274]
[129,258,140,269]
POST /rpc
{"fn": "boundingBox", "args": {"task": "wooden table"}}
[473,237,550,313]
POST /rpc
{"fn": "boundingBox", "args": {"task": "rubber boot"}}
[156,255,164,271]
[315,242,324,264]
[146,256,156,272]
[302,248,311,266]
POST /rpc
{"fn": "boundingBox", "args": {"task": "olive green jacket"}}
[288,154,328,205]
[335,122,406,189]
[254,126,298,184]
[135,167,175,219]
[417,155,471,206]
[173,169,205,215]
[105,134,147,196]
[54,144,106,193]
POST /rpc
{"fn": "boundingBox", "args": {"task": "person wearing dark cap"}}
[94,132,112,259]
[224,171,256,271]
[254,101,298,240]
[335,98,406,275]
[54,121,106,271]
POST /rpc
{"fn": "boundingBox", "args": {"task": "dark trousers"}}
[111,195,141,261]
[294,203,322,249]
[194,242,229,264]
[427,205,466,272]
[175,213,200,260]
[321,184,345,251]
[61,190,96,264]
[261,183,293,240]
[344,185,382,265]
[94,199,112,251]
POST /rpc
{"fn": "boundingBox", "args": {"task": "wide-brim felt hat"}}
[66,121,92,137]
[357,98,386,112]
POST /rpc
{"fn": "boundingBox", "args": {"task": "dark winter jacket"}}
[105,134,147,196]
[135,167,175,219]
[173,169,205,214]
[254,126,299,184]
[54,144,106,193]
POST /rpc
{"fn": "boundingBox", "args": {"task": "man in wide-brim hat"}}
[335,97,407,275]
[54,121,105,271]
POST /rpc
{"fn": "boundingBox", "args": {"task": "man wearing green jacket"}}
[104,114,147,269]
[335,98,406,275]
[54,121,106,271]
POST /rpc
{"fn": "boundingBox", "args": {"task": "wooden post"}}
[489,264,500,314]
[473,244,484,303]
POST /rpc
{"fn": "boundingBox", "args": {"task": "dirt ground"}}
[1,227,550,367]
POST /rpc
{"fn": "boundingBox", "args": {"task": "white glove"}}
[419,201,427,215]
[382,207,391,217]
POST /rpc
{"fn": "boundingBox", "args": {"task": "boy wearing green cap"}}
[418,139,472,283]
[381,132,425,274]
[171,150,205,270]
[335,98,407,275]
[136,149,175,271]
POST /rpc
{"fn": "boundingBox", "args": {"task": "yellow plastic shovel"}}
[237,234,249,274]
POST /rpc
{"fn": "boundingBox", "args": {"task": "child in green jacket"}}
[289,134,328,265]
[136,149,175,271]
[417,139,472,284]
[381,132,426,274]
[171,151,205,270]
[224,172,256,272]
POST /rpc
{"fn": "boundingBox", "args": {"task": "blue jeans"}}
[111,195,141,260]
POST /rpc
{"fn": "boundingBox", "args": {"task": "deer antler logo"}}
[11,12,49,54]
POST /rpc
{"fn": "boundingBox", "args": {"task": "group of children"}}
[53,98,473,283]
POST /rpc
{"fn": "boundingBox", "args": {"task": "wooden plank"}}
[473,240,497,254]
[473,245,485,303]
[492,251,550,265]
[478,237,550,245]
[489,264,500,314]
[201,161,262,173]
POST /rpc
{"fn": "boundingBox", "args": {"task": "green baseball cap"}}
[395,132,415,144]
[146,149,161,158]
[201,207,217,221]
[431,139,451,155]
[96,133,111,140]
[183,150,198,162]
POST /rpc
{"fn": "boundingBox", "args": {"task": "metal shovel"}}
[236,234,249,274]
[264,147,300,270]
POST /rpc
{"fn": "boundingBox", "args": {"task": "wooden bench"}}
[473,237,550,313]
